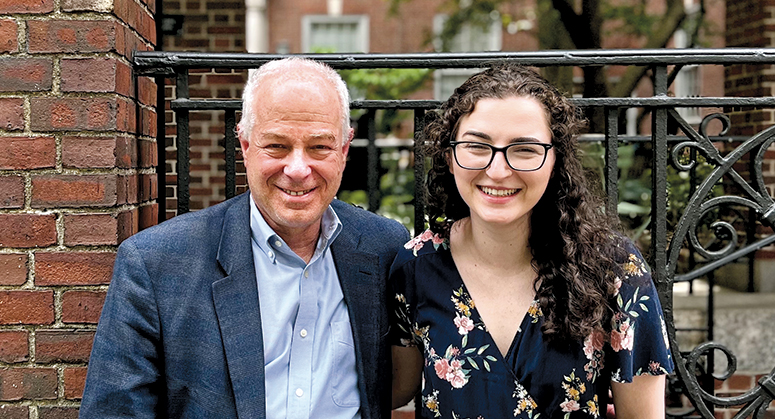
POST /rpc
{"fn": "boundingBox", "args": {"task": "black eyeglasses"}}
[449,141,554,171]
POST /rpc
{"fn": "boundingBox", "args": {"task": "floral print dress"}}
[389,230,674,419]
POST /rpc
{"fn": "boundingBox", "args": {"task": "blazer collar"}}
[213,193,267,419]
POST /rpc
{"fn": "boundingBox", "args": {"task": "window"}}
[301,15,369,53]
[674,29,702,124]
[433,13,502,100]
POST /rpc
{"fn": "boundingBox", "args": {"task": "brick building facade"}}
[0,0,156,416]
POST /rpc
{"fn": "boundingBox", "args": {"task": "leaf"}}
[464,348,476,354]
[629,311,640,317]
[467,357,479,370]
[624,300,631,311]
[445,345,454,358]
[477,344,490,355]
[632,287,639,301]
[639,303,649,312]
[486,355,497,362]
[483,359,490,372]
[617,294,623,307]
[462,334,468,348]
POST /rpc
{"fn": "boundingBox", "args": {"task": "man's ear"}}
[342,127,354,158]
[237,125,250,168]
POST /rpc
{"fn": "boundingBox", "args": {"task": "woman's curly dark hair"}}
[424,63,626,343]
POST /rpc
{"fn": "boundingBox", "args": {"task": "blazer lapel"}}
[331,222,382,418]
[213,194,266,419]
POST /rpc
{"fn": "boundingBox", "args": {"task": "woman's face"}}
[449,96,555,229]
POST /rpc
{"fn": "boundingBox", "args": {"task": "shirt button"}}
[304,271,310,278]
[275,240,282,247]
[267,251,274,258]
[295,388,303,397]
[300,329,308,338]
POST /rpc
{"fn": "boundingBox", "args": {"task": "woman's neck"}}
[452,216,533,272]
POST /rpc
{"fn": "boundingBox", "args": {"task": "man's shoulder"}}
[123,193,248,249]
[332,199,410,244]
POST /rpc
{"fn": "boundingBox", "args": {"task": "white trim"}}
[301,15,370,53]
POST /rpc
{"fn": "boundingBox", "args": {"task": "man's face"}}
[239,73,351,240]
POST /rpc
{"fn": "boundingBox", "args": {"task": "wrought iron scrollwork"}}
[664,110,775,418]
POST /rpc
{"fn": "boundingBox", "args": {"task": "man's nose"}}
[283,149,313,178]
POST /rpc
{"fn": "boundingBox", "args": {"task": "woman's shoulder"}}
[399,229,449,259]
[609,236,654,291]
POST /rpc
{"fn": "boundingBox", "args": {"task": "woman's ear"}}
[446,149,455,174]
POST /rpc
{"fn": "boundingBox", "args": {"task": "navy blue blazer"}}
[79,193,410,419]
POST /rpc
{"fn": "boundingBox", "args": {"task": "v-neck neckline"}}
[439,246,538,381]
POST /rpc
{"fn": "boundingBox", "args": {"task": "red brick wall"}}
[0,0,156,415]
[724,0,775,258]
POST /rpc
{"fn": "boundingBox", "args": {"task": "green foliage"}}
[339,68,431,101]
[600,0,661,37]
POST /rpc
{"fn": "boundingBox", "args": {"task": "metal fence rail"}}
[135,49,775,419]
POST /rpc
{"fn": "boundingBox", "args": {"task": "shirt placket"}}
[287,264,318,419]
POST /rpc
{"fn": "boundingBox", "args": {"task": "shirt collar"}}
[249,196,342,263]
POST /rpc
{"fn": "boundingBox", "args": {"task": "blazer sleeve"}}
[79,240,163,419]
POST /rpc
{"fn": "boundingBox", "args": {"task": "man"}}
[80,58,410,419]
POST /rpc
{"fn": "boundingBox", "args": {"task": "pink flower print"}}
[419,230,434,241]
[431,233,445,245]
[561,399,580,412]
[448,368,468,389]
[583,329,606,359]
[450,359,462,369]
[449,347,460,357]
[613,276,623,296]
[434,358,450,379]
[454,314,475,335]
[610,326,634,352]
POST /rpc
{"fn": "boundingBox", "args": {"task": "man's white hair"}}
[237,57,351,144]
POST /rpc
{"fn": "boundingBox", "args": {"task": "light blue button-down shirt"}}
[249,197,361,419]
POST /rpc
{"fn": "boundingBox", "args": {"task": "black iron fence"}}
[134,49,775,418]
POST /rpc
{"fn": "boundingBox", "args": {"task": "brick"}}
[61,57,133,96]
[0,98,24,130]
[28,20,117,53]
[137,76,157,107]
[0,0,54,13]
[118,208,139,238]
[0,253,27,286]
[0,291,54,325]
[39,406,79,419]
[62,0,112,12]
[117,174,138,205]
[0,137,56,170]
[0,175,25,209]
[35,252,115,285]
[0,214,57,248]
[0,367,57,400]
[139,139,158,168]
[62,290,106,324]
[0,405,28,419]
[31,175,118,208]
[116,136,138,168]
[35,330,94,363]
[64,367,87,399]
[0,331,29,363]
[114,0,156,44]
[139,203,158,230]
[139,173,157,201]
[140,107,157,138]
[30,97,122,132]
[63,213,121,246]
[0,58,53,92]
[0,19,19,53]
[62,136,117,169]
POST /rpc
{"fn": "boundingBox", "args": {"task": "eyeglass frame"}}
[448,141,555,172]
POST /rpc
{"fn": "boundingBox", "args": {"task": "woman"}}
[390,64,673,418]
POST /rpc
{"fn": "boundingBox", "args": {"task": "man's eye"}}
[266,144,287,149]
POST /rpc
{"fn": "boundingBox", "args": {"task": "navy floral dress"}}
[389,230,674,419]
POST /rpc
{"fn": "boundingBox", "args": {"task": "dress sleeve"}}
[607,243,675,383]
[388,246,422,347]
